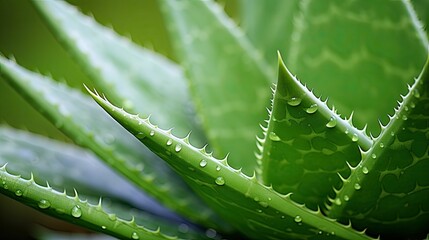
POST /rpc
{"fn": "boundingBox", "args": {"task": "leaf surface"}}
[239,0,299,68]
[0,126,177,219]
[259,55,371,211]
[159,0,274,175]
[0,165,209,240]
[287,0,428,135]
[328,57,429,239]
[0,57,224,230]
[31,0,203,140]
[89,90,374,240]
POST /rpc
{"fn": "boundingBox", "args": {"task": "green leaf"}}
[258,54,372,211]
[287,0,428,135]
[327,56,429,239]
[31,0,203,141]
[0,165,200,240]
[0,56,224,230]
[159,0,274,175]
[240,0,300,68]
[0,126,179,219]
[89,90,374,240]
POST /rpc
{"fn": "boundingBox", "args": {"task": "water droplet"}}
[390,131,395,137]
[269,132,281,142]
[351,134,359,142]
[136,133,145,139]
[259,201,269,208]
[15,190,23,196]
[404,106,409,111]
[402,115,408,121]
[216,165,221,171]
[71,205,82,218]
[199,159,207,168]
[413,89,420,98]
[379,143,384,148]
[38,199,51,209]
[149,130,155,136]
[205,229,217,238]
[215,176,225,186]
[362,167,369,174]
[294,215,302,223]
[305,103,318,114]
[371,153,377,159]
[410,102,416,108]
[318,231,323,235]
[344,129,349,135]
[354,183,361,190]
[101,225,107,230]
[256,209,262,213]
[344,195,349,202]
[166,139,173,146]
[287,97,302,106]
[175,144,182,152]
[326,117,337,128]
[131,232,139,240]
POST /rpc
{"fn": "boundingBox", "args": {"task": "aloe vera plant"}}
[0,0,428,239]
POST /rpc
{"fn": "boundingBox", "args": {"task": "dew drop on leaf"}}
[334,198,341,205]
[175,144,182,152]
[199,159,207,168]
[136,133,145,139]
[362,167,369,174]
[402,115,408,121]
[344,195,349,202]
[71,205,82,218]
[216,165,221,171]
[149,130,155,136]
[305,103,318,114]
[351,133,359,142]
[287,97,302,106]
[354,183,361,190]
[215,176,225,186]
[38,199,51,209]
[269,132,281,141]
[371,153,377,159]
[166,139,173,146]
[101,225,106,230]
[131,232,139,240]
[379,142,384,148]
[108,214,116,221]
[259,201,269,208]
[294,215,302,223]
[15,190,23,196]
[326,117,337,128]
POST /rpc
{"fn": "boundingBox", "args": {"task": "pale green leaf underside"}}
[287,0,427,135]
[159,0,274,175]
[328,56,429,239]
[0,57,221,229]
[0,165,202,240]
[259,55,371,211]
[89,90,374,240]
[0,126,176,218]
[32,0,204,141]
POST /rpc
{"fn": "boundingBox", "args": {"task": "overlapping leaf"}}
[88,88,374,240]
[258,55,372,211]
[286,0,427,135]
[31,0,203,141]
[327,57,429,239]
[159,0,274,175]
[0,57,225,230]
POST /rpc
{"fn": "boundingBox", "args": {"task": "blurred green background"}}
[0,0,236,238]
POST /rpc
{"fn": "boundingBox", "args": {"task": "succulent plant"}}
[0,0,428,239]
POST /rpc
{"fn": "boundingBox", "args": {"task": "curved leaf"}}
[0,165,204,240]
[31,0,203,141]
[258,55,371,211]
[89,90,374,240]
[0,56,224,230]
[159,0,274,175]
[328,56,429,239]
